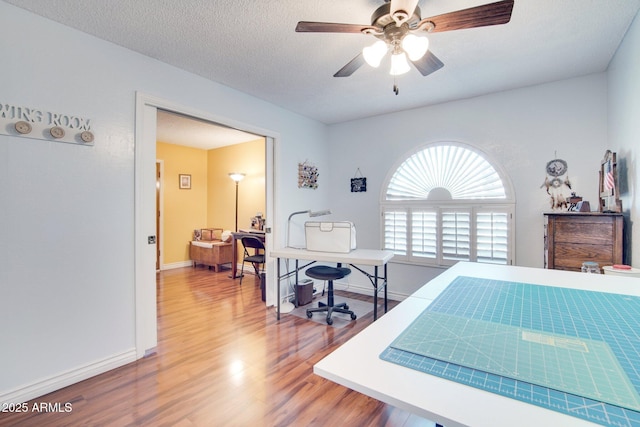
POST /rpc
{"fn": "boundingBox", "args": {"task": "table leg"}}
[277,257,281,320]
[294,259,299,307]
[384,263,388,314]
[373,265,378,321]
[229,236,240,279]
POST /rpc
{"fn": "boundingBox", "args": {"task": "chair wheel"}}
[306,311,313,318]
[351,313,357,320]
[326,317,333,325]
[343,304,349,310]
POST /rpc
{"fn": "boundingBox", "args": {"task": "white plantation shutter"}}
[476,210,510,264]
[386,145,506,200]
[411,210,437,260]
[383,210,408,256]
[442,210,470,262]
[382,143,514,266]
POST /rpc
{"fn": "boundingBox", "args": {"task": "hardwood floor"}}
[1,267,433,427]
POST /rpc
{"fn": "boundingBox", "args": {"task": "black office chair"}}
[239,236,266,285]
[305,265,356,325]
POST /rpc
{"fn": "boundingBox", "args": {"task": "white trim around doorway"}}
[135,92,278,358]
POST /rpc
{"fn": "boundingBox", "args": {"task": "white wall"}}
[327,74,609,297]
[609,9,640,268]
[0,2,329,403]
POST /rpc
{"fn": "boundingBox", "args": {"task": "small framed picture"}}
[179,174,191,189]
[351,177,367,192]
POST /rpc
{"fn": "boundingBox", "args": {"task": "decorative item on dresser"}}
[543,212,624,273]
[599,150,622,213]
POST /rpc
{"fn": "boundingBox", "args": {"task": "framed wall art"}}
[298,161,318,189]
[179,174,191,189]
[350,168,367,192]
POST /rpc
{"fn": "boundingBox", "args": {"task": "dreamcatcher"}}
[540,158,572,210]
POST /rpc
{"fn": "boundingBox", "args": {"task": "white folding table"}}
[270,247,394,321]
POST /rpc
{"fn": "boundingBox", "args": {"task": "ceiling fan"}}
[296,0,514,93]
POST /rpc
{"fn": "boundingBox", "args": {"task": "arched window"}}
[381,143,515,266]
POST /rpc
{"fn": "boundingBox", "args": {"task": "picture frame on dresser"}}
[599,150,622,213]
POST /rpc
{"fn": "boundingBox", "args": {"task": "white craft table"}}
[270,247,394,321]
[314,261,640,427]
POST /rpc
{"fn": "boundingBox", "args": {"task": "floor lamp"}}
[228,173,245,231]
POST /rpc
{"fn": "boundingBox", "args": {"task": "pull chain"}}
[392,76,399,95]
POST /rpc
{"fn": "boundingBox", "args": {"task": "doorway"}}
[155,111,265,271]
[135,93,277,358]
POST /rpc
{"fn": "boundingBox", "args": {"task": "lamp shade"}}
[402,34,429,61]
[390,52,410,75]
[228,172,245,182]
[363,41,388,68]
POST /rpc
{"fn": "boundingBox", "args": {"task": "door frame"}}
[156,160,164,271]
[135,92,278,358]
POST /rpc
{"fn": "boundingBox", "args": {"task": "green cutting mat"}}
[381,276,640,426]
[391,311,640,411]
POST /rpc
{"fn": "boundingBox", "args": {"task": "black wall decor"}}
[351,168,366,192]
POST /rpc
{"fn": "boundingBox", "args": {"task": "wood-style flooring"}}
[0,267,433,427]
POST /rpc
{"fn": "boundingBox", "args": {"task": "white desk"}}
[270,247,394,321]
[314,262,640,427]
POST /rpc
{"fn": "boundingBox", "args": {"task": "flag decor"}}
[604,163,615,191]
[600,150,621,213]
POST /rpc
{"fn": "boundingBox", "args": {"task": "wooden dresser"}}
[190,240,233,272]
[543,212,624,272]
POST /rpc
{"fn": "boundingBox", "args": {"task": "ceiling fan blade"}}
[334,53,366,77]
[410,51,444,76]
[296,21,373,33]
[422,0,514,33]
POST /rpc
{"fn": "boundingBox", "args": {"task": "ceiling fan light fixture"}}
[390,52,410,76]
[402,34,429,61]
[390,0,420,26]
[363,40,388,67]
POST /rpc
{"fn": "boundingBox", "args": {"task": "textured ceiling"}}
[156,110,262,150]
[6,0,640,129]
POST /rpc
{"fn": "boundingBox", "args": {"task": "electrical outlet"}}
[148,235,156,244]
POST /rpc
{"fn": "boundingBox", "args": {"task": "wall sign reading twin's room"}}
[0,102,95,146]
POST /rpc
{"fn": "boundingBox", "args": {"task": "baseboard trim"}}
[331,281,407,302]
[0,349,137,405]
[161,260,193,270]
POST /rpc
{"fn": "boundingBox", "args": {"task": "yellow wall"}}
[208,139,266,262]
[156,139,266,266]
[207,139,266,232]
[157,142,208,264]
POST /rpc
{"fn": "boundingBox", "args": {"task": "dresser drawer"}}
[552,243,616,270]
[553,220,617,245]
